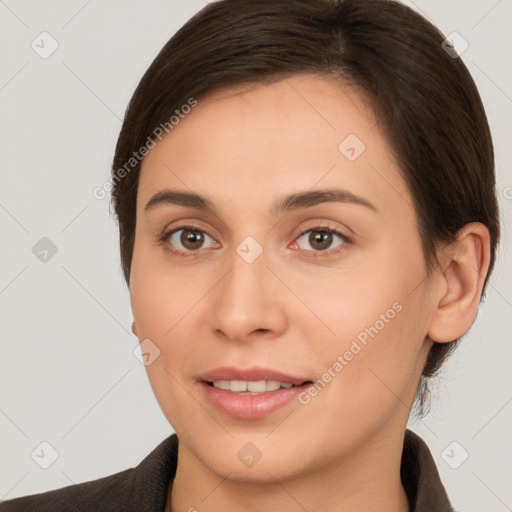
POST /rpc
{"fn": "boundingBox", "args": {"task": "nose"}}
[209,241,288,344]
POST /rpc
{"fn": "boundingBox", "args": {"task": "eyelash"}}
[158,223,352,259]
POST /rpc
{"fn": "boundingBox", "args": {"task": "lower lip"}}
[200,381,311,419]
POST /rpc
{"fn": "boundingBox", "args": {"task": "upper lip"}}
[199,366,311,386]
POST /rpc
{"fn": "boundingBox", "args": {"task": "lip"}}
[199,381,313,419]
[198,366,313,420]
[199,366,310,385]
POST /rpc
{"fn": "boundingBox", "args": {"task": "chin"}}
[189,432,316,482]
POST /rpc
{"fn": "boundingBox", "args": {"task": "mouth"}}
[203,379,313,394]
[197,366,315,419]
[199,366,312,387]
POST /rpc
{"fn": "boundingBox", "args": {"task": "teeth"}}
[211,380,297,392]
[248,380,267,392]
[212,380,231,390]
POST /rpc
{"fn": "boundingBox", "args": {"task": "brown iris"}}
[180,229,205,250]
[307,230,333,251]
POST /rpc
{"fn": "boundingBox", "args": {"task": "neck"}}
[167,426,410,512]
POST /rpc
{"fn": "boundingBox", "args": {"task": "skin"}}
[129,74,490,512]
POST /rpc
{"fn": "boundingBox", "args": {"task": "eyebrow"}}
[144,188,378,216]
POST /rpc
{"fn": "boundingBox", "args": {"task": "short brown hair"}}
[111,0,500,415]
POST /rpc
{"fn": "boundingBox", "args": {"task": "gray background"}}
[1,1,511,510]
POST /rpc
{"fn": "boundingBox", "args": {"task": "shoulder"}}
[402,429,455,512]
[0,434,179,512]
[0,467,135,512]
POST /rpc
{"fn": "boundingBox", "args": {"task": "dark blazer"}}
[1,429,454,511]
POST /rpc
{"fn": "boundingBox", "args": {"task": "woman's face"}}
[130,74,437,481]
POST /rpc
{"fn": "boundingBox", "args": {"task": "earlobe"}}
[132,321,138,336]
[427,222,491,343]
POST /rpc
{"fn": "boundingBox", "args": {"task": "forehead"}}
[137,74,412,220]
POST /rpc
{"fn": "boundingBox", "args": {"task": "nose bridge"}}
[221,234,271,306]
[209,234,285,340]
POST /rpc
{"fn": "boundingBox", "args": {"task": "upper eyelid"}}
[163,220,349,238]
[162,217,350,236]
[161,219,219,238]
[296,223,349,238]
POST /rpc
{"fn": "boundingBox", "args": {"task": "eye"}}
[160,225,217,256]
[293,226,350,256]
[159,223,351,258]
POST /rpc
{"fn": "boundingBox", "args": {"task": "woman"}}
[1,0,500,510]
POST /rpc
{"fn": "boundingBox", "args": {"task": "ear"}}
[131,321,138,336]
[427,222,491,343]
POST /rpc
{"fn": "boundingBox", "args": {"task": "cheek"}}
[130,238,202,335]
[305,240,431,406]
[313,299,429,450]
[129,272,200,429]
[309,244,426,349]
[129,247,217,418]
